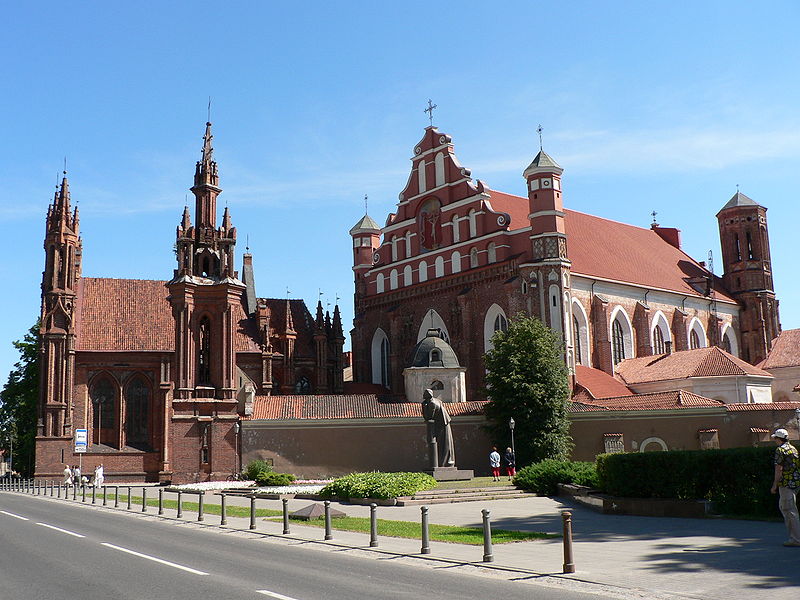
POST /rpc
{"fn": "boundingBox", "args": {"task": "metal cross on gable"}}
[424,99,437,126]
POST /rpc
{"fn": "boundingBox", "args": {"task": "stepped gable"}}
[574,365,633,399]
[75,277,260,352]
[616,346,772,385]
[570,390,724,412]
[485,189,734,302]
[758,329,800,369]
[247,394,488,420]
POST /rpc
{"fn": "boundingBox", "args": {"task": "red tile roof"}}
[569,390,723,412]
[574,365,632,399]
[758,329,800,369]
[486,189,734,302]
[75,277,260,353]
[616,347,772,384]
[247,395,488,420]
[725,401,800,412]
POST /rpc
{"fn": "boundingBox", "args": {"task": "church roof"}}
[616,346,772,385]
[247,394,487,420]
[486,190,736,302]
[74,277,260,353]
[349,214,381,234]
[570,390,724,412]
[409,329,461,367]
[719,191,759,211]
[758,328,800,369]
[574,365,633,399]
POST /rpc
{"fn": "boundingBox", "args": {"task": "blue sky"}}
[2,1,799,379]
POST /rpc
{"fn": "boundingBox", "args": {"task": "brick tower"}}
[167,121,243,480]
[717,191,780,364]
[37,174,82,446]
[349,213,381,385]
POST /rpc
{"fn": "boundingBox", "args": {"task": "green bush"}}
[514,459,598,495]
[254,471,296,486]
[243,459,273,481]
[319,472,437,500]
[596,445,797,518]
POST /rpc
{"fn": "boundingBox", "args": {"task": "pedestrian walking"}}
[63,464,73,486]
[770,428,800,547]
[489,446,501,481]
[72,465,81,487]
[503,447,516,480]
[94,464,105,488]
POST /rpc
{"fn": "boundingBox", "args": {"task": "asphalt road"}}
[0,493,604,600]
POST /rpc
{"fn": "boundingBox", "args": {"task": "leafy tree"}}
[483,313,572,466]
[0,323,39,476]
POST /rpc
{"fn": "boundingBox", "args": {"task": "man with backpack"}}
[770,428,800,547]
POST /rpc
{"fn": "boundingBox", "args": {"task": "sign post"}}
[75,429,87,475]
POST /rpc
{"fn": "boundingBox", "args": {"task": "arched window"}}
[390,236,398,261]
[404,231,412,258]
[722,334,732,354]
[451,251,461,273]
[451,215,460,243]
[198,317,211,385]
[90,376,116,447]
[484,304,509,352]
[389,269,398,290]
[403,265,413,286]
[376,273,385,293]
[487,242,496,263]
[294,376,312,394]
[690,329,701,350]
[418,261,428,282]
[434,152,445,187]
[470,247,479,268]
[417,309,451,343]
[430,379,444,392]
[418,159,427,193]
[125,375,150,449]
[434,256,445,277]
[371,329,391,387]
[721,324,738,356]
[468,209,477,238]
[573,316,583,365]
[612,319,626,365]
[429,348,442,365]
[653,326,665,354]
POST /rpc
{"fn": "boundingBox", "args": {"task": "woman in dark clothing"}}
[503,447,516,480]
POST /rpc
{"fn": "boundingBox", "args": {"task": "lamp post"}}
[509,417,516,457]
[234,422,241,475]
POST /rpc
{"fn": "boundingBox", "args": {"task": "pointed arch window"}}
[198,317,212,385]
[612,319,626,365]
[371,329,391,388]
[653,325,665,355]
[294,376,312,394]
[722,334,732,354]
[573,315,583,365]
[125,375,150,450]
[90,376,116,447]
[690,329,701,350]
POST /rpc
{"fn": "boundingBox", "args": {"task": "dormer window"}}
[430,348,442,366]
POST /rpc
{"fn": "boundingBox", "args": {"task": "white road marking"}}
[101,542,208,575]
[256,591,302,600]
[36,522,85,538]
[0,510,29,521]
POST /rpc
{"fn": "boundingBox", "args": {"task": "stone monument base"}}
[427,467,474,481]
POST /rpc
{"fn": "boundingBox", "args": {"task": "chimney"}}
[651,224,682,250]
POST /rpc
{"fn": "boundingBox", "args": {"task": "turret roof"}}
[349,214,381,234]
[720,191,760,211]
[524,149,562,173]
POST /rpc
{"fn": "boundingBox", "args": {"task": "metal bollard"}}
[36,480,40,495]
[57,483,62,498]
[50,481,54,497]
[197,491,204,521]
[92,485,96,504]
[220,493,227,526]
[324,501,333,540]
[177,491,183,518]
[72,483,77,501]
[482,509,494,563]
[114,486,119,508]
[282,498,290,534]
[158,488,163,515]
[369,503,378,547]
[103,486,107,506]
[126,487,132,510]
[421,506,431,554]
[82,485,86,503]
[142,487,147,513]
[562,511,576,573]
[249,495,256,530]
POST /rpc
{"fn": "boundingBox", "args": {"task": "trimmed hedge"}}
[596,445,797,517]
[514,459,599,495]
[319,472,437,500]
[255,471,296,486]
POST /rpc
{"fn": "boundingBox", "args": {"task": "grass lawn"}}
[92,491,554,544]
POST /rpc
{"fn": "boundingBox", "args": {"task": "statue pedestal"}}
[427,467,474,481]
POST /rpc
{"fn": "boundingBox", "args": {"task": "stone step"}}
[396,491,537,506]
[411,490,527,501]
[415,485,518,496]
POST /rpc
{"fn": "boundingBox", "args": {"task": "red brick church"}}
[35,122,345,483]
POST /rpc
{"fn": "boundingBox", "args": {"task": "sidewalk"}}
[17,487,800,600]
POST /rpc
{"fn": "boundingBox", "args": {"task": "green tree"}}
[483,313,572,466]
[0,323,39,476]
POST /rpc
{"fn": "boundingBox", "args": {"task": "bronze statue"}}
[421,388,455,467]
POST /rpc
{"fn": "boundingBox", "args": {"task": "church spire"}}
[192,121,220,230]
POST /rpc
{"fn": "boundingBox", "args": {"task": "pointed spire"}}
[201,121,214,166]
[315,300,325,329]
[222,206,232,231]
[284,298,295,335]
[332,304,344,338]
[181,206,191,230]
[325,310,332,334]
[194,121,219,189]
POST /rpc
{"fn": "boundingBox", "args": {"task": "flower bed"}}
[169,481,257,492]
